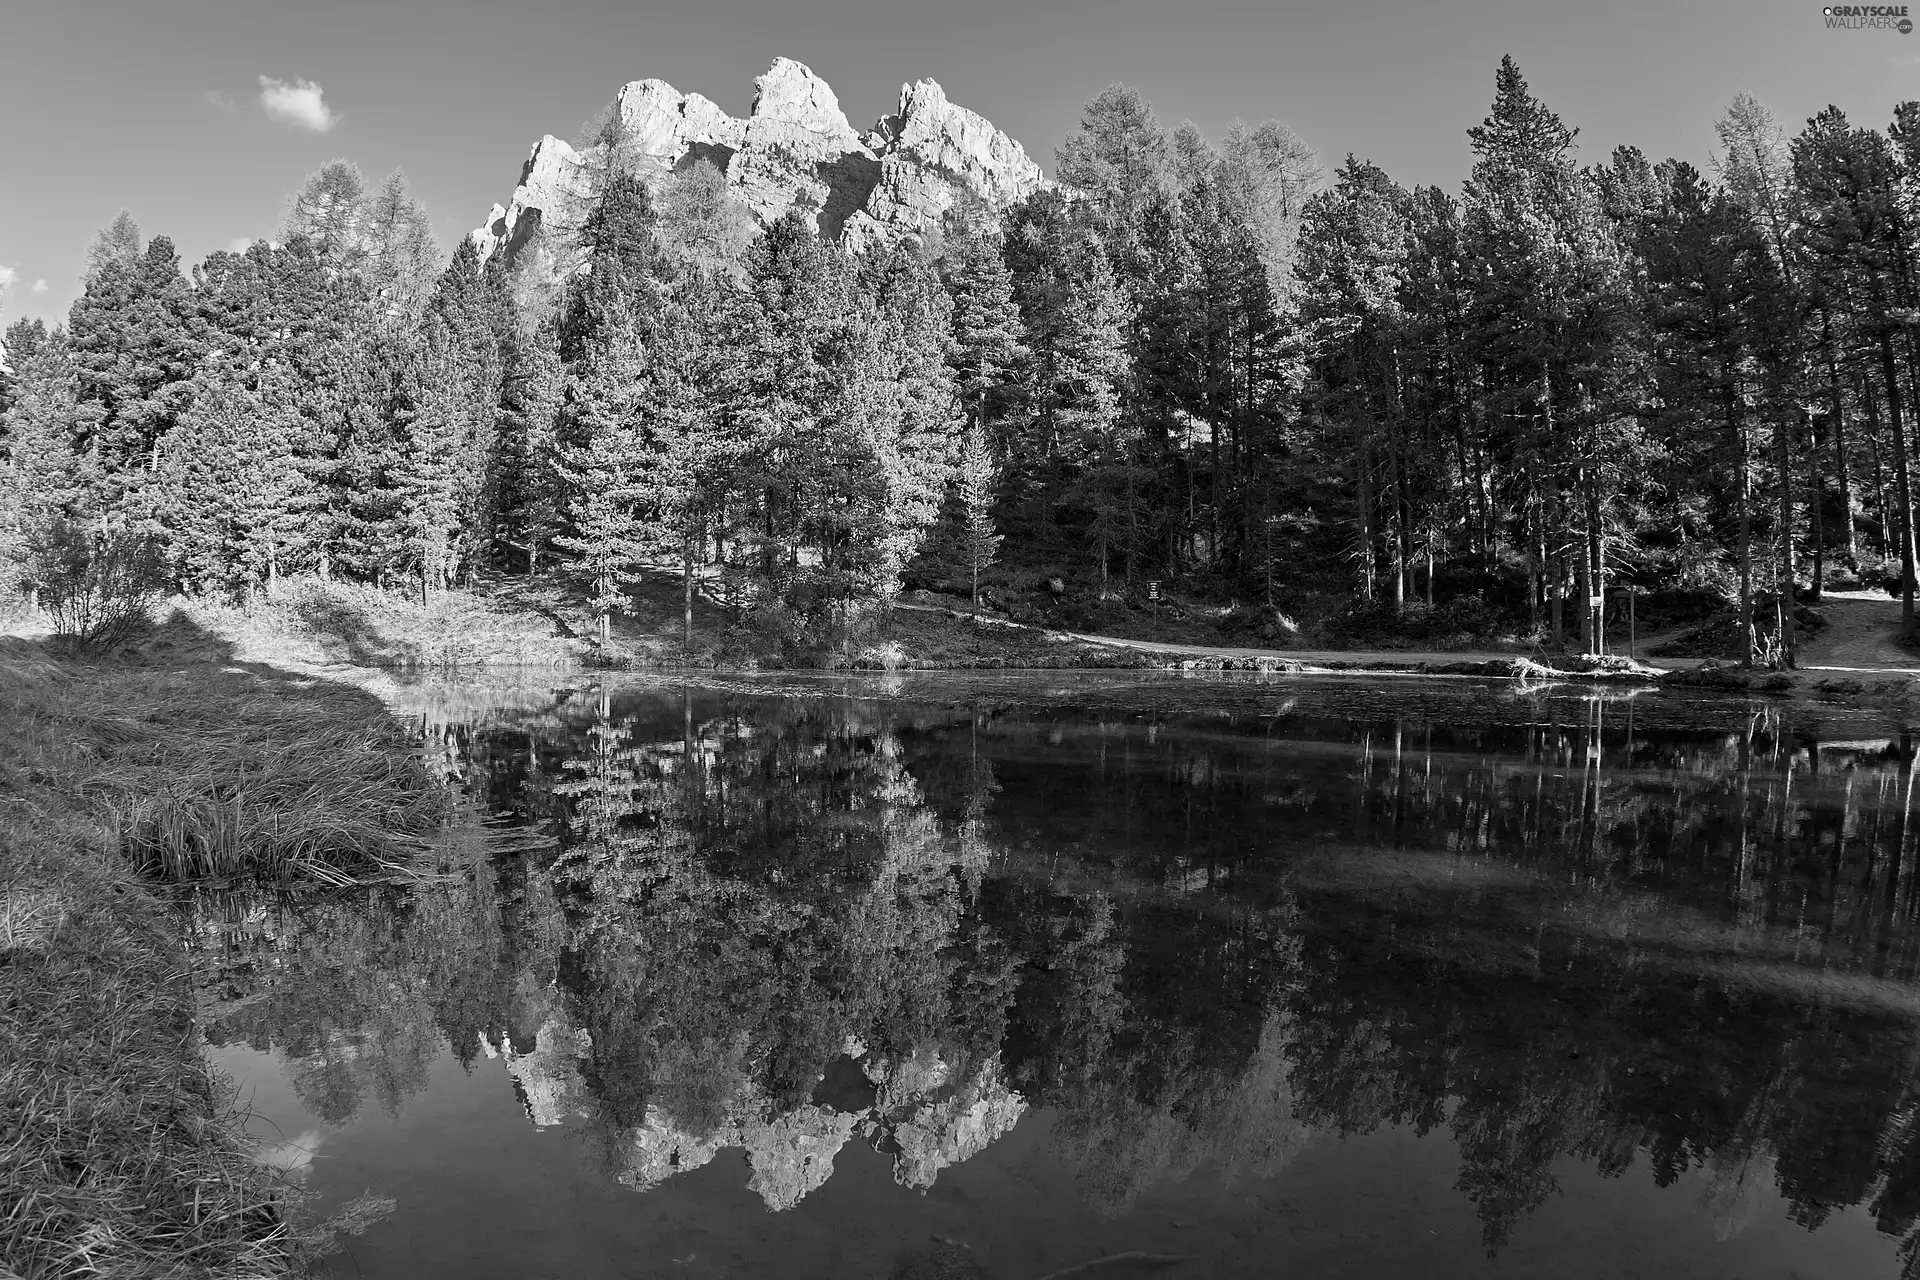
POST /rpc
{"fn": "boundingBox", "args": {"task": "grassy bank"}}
[0,635,443,1278]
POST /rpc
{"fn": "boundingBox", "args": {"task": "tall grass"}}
[1,837,390,1278]
[0,641,432,1277]
[3,651,446,884]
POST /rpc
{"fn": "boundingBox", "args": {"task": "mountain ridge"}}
[471,57,1047,264]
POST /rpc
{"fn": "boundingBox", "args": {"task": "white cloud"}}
[201,89,235,112]
[257,76,337,133]
[226,237,254,254]
[30,279,48,295]
[0,265,16,290]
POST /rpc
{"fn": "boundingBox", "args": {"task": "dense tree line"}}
[7,59,1920,663]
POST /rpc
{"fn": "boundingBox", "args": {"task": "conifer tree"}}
[67,234,205,489]
[1795,107,1919,636]
[283,160,370,267]
[941,218,1026,445]
[496,316,566,573]
[363,170,442,319]
[0,318,49,424]
[83,210,143,283]
[954,422,1002,604]
[152,363,314,595]
[0,332,99,594]
[552,296,652,641]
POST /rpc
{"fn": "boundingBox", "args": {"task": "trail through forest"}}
[1802,592,1920,677]
[893,601,1700,671]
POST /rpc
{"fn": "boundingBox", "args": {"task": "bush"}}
[22,520,165,651]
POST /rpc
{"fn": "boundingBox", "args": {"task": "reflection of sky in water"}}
[194,677,1920,1278]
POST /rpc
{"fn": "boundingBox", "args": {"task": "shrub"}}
[21,519,166,651]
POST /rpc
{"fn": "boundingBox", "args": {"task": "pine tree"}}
[496,316,566,573]
[1795,107,1920,636]
[1460,56,1644,648]
[954,422,1002,604]
[552,296,652,642]
[0,318,49,423]
[152,363,314,595]
[850,245,965,620]
[67,234,206,490]
[0,332,99,595]
[1296,156,1411,602]
[941,218,1025,445]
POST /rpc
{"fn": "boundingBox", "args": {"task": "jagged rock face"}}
[473,57,1045,262]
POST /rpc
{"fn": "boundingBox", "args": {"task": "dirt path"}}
[1801,591,1920,677]
[892,601,1700,671]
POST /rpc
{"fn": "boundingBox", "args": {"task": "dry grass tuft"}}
[0,641,437,1277]
[3,653,446,885]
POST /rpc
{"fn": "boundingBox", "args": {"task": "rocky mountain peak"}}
[749,58,858,144]
[471,59,1045,264]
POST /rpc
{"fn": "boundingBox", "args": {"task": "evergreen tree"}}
[1795,107,1920,636]
[0,332,99,593]
[552,297,652,641]
[496,316,566,573]
[954,422,1002,604]
[66,234,205,490]
[1296,156,1411,602]
[152,362,314,595]
[941,218,1026,446]
[0,318,49,424]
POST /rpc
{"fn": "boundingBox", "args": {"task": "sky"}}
[1,0,1915,327]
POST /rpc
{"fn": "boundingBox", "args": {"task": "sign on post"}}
[1147,581,1160,601]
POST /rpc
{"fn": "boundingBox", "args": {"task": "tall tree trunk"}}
[1776,410,1798,667]
[1881,331,1917,641]
[1587,481,1605,656]
[1356,435,1374,602]
[1825,318,1858,564]
[1731,376,1755,667]
[683,533,694,649]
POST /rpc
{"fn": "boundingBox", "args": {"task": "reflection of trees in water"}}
[188,688,1920,1257]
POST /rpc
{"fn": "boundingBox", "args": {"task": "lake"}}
[191,673,1920,1278]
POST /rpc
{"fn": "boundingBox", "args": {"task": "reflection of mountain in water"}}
[480,998,1027,1210]
[189,684,1920,1258]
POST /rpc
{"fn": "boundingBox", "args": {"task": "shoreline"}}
[3,599,1915,1278]
[0,639,441,1278]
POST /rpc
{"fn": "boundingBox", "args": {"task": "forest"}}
[4,55,1920,667]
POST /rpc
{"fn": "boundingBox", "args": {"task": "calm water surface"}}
[192,674,1920,1278]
